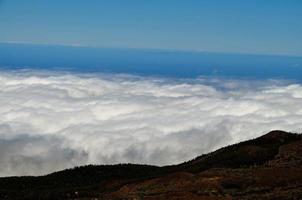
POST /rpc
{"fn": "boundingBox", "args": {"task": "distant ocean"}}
[1,43,302,80]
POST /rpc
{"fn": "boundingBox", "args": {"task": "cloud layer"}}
[0,71,301,176]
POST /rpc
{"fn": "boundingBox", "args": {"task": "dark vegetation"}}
[177,130,301,172]
[0,130,301,200]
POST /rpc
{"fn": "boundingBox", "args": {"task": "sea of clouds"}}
[0,70,302,176]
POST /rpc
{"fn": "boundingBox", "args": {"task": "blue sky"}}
[0,0,301,56]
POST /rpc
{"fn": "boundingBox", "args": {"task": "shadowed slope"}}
[177,130,301,173]
[0,130,301,200]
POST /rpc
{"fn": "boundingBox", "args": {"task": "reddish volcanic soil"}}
[103,145,302,199]
[0,130,301,200]
[102,131,302,200]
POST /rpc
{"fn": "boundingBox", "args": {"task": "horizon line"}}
[1,41,302,59]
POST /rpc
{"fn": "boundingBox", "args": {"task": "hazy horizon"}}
[1,1,302,56]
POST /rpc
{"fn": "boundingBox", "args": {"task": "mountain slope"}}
[0,130,301,200]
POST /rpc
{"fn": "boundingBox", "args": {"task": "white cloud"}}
[0,71,301,176]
